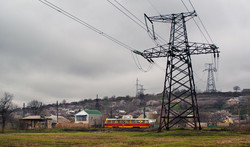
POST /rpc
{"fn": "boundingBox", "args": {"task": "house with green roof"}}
[75,110,102,127]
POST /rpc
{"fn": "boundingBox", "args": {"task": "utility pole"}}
[139,85,146,118]
[138,85,145,97]
[136,80,146,118]
[238,101,241,128]
[56,101,58,123]
[22,103,25,117]
[110,107,113,118]
[134,11,219,131]
[136,78,139,97]
[95,94,101,111]
[204,63,217,92]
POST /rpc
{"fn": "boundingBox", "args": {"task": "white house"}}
[75,110,102,127]
[226,97,239,105]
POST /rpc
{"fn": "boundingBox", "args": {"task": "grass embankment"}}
[0,128,249,146]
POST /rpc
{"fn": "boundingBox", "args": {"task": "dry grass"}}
[55,123,89,129]
[237,124,250,132]
[0,129,249,146]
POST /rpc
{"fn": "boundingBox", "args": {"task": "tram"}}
[105,118,150,128]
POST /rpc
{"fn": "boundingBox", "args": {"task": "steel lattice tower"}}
[204,63,217,92]
[95,95,101,111]
[134,11,219,131]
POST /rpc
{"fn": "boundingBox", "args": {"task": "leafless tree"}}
[209,110,230,122]
[62,99,66,105]
[0,92,16,133]
[233,86,241,93]
[27,100,43,115]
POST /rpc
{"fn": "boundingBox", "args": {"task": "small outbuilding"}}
[75,110,102,127]
[19,115,52,129]
[47,115,70,127]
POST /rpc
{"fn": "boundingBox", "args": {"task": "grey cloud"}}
[0,0,249,105]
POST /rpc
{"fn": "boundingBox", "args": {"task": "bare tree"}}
[62,99,66,105]
[0,92,16,133]
[27,100,43,115]
[233,86,241,93]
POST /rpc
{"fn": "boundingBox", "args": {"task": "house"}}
[19,115,52,129]
[47,115,70,127]
[226,97,239,105]
[122,115,133,119]
[242,89,250,95]
[118,110,126,115]
[146,100,160,106]
[138,111,158,119]
[75,110,102,127]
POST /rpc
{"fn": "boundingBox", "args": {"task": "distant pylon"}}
[136,80,146,118]
[204,63,217,92]
[136,78,139,97]
[95,95,101,111]
[136,79,145,97]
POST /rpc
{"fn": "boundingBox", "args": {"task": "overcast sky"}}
[0,0,250,106]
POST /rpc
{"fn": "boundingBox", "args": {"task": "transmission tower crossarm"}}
[133,42,219,60]
[188,42,219,56]
[146,11,197,23]
[135,44,168,59]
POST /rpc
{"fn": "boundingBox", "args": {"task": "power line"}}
[180,0,210,44]
[181,0,190,11]
[190,1,216,69]
[107,0,167,45]
[39,0,156,72]
[39,0,176,73]
[113,0,145,27]
[147,0,161,15]
[39,0,135,52]
[106,0,146,32]
[181,0,218,90]
[131,51,153,72]
[188,0,214,44]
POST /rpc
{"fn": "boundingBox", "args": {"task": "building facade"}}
[20,115,52,129]
[75,110,102,127]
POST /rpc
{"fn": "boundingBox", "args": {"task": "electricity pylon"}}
[136,78,145,97]
[136,79,146,118]
[134,11,219,131]
[95,95,101,111]
[204,63,217,92]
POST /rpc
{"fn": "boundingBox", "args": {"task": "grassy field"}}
[0,128,250,146]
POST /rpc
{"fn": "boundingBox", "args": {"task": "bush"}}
[55,123,89,129]
[236,124,250,132]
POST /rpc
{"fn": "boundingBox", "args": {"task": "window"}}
[146,120,149,123]
[112,120,116,123]
[117,120,121,123]
[126,120,130,123]
[141,120,145,123]
[108,120,111,123]
[131,120,135,123]
[76,115,87,121]
[121,120,125,123]
[136,120,140,123]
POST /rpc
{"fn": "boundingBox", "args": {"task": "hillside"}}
[17,91,249,123]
